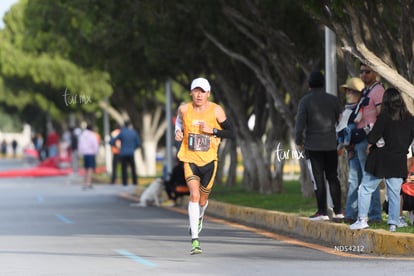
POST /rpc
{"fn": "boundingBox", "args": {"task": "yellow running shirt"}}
[177,102,222,166]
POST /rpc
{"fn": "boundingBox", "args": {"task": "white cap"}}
[190,77,211,92]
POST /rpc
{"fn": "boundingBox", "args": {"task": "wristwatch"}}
[213,128,218,136]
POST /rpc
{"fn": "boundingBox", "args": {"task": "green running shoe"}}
[190,239,202,255]
[188,216,204,235]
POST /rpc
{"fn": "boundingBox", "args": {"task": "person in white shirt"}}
[78,125,100,190]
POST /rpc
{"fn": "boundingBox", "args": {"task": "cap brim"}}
[339,85,348,93]
[339,85,361,93]
[191,86,208,92]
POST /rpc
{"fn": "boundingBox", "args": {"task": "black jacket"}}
[295,88,342,151]
[365,113,414,178]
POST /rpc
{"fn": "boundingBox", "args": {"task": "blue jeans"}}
[358,174,402,225]
[338,123,356,145]
[48,145,58,157]
[344,139,382,221]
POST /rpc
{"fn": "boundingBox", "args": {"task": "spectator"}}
[70,127,81,175]
[401,151,414,225]
[46,128,59,158]
[162,159,186,206]
[78,125,100,190]
[11,139,18,158]
[1,139,7,157]
[350,88,414,231]
[110,121,141,186]
[33,133,44,161]
[110,127,121,184]
[336,77,364,150]
[343,63,384,223]
[61,127,72,157]
[295,71,343,221]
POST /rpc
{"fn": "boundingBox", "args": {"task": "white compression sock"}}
[199,200,209,218]
[188,201,200,239]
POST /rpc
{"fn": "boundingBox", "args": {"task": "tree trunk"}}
[98,103,166,177]
[216,139,237,187]
[271,150,284,194]
[298,158,314,198]
[239,139,272,193]
[134,109,165,176]
[225,139,238,187]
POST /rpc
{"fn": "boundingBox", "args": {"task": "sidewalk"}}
[119,190,414,257]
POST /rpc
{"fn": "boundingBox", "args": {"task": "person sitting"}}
[401,148,414,225]
[162,160,187,206]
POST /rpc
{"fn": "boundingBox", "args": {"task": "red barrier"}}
[0,157,106,178]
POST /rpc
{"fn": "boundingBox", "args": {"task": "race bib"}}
[188,133,210,151]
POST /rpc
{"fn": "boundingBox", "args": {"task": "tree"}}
[22,0,326,193]
[305,0,414,107]
[181,0,323,195]
[0,0,113,119]
[20,0,202,176]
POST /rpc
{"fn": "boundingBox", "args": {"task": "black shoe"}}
[309,212,329,221]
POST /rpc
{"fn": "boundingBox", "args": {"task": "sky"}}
[0,0,19,29]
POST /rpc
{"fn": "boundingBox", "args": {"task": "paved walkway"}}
[121,190,414,257]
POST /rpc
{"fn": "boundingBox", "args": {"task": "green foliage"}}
[18,0,201,122]
[211,180,315,216]
[0,107,23,132]
[0,0,113,122]
[0,40,112,112]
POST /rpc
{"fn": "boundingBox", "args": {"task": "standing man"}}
[295,71,343,221]
[110,121,141,186]
[175,77,233,255]
[343,63,384,223]
[69,127,80,175]
[11,139,18,158]
[1,139,7,157]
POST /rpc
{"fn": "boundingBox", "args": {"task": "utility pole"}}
[325,26,337,96]
[165,79,173,180]
[103,97,111,174]
[325,26,337,213]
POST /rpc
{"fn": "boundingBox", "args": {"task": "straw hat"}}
[339,77,364,93]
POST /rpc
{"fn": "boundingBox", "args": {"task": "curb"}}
[118,191,414,257]
[206,200,414,257]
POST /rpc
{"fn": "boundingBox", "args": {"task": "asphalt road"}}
[0,158,413,276]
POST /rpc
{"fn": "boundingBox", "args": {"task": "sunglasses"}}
[360,69,372,75]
